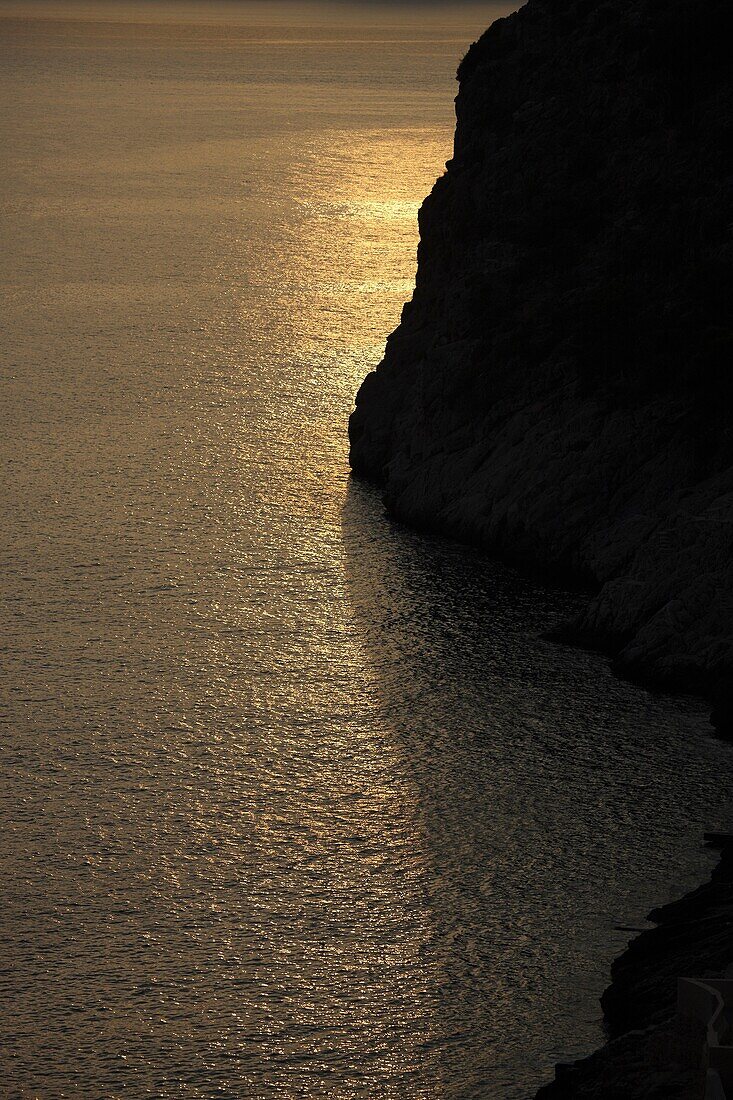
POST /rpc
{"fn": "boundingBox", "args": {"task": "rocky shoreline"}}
[535,835,733,1098]
[349,0,733,733]
[349,1,733,1094]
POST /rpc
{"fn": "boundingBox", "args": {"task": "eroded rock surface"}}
[349,0,733,725]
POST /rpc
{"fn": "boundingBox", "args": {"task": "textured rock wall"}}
[349,0,733,725]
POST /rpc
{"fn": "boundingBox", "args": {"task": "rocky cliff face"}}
[349,0,733,726]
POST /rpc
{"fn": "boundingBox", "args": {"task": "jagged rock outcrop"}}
[349,0,733,726]
[535,838,733,1098]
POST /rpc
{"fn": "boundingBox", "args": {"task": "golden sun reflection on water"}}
[187,120,462,1099]
[271,128,449,366]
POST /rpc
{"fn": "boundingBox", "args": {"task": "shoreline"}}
[345,0,733,1091]
[355,472,733,1095]
[351,469,730,737]
[535,835,733,1098]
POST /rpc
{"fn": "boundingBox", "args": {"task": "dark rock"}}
[711,675,733,739]
[534,1015,707,1099]
[601,843,733,1037]
[349,0,733,720]
[536,839,733,1098]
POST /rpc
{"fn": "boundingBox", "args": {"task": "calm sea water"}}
[1,4,732,1097]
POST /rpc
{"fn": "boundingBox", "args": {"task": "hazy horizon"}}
[0,0,519,21]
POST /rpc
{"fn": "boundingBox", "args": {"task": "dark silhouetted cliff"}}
[349,0,733,728]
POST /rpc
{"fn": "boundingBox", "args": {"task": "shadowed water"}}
[1,3,732,1097]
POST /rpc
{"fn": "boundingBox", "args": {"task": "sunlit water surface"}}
[2,4,732,1097]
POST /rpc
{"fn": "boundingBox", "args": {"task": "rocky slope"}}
[535,836,733,1099]
[349,0,733,728]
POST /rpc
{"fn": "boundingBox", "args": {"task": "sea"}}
[1,3,732,1097]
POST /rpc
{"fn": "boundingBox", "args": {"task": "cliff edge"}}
[349,0,733,728]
